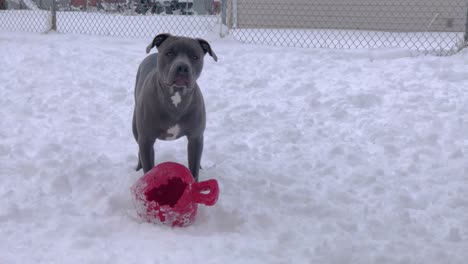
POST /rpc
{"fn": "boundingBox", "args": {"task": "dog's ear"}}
[197,38,218,62]
[146,33,171,54]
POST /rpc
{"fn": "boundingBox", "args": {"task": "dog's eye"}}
[166,51,174,57]
[192,56,199,60]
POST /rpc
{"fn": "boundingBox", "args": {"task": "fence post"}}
[220,0,226,25]
[51,0,57,31]
[218,0,229,37]
[232,0,237,28]
[224,0,234,29]
[223,0,232,26]
[465,4,468,42]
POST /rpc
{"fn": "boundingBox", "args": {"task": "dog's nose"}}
[176,64,189,75]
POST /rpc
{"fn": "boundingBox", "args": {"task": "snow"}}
[21,0,39,10]
[0,31,468,263]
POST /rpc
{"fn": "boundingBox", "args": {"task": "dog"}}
[132,33,217,181]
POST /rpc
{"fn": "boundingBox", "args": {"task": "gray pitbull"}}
[132,33,217,181]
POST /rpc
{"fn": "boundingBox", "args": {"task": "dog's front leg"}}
[138,137,156,173]
[187,135,203,182]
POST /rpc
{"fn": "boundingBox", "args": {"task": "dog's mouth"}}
[173,75,190,87]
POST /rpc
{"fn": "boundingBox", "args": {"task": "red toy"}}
[131,162,219,227]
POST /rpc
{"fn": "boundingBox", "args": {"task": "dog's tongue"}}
[174,76,189,86]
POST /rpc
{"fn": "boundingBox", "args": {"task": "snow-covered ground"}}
[0,31,468,263]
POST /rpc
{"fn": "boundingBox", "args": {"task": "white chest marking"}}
[171,92,182,107]
[165,125,180,140]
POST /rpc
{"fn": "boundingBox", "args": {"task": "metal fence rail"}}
[1,0,467,55]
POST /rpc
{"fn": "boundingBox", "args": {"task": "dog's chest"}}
[159,124,183,141]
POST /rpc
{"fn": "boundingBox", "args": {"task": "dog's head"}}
[146,33,217,93]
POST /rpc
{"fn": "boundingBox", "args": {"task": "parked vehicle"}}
[178,0,193,15]
[135,0,193,15]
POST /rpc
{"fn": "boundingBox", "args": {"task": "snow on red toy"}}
[131,162,219,227]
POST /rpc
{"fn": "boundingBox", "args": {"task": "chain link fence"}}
[0,0,221,37]
[1,0,467,55]
[225,0,468,55]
